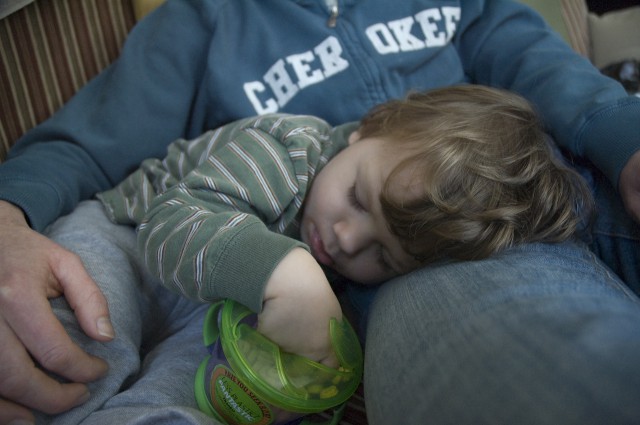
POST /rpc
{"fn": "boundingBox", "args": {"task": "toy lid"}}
[203,299,363,413]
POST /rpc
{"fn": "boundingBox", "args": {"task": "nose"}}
[333,217,375,256]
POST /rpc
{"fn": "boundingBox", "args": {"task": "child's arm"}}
[132,115,338,312]
[259,247,343,366]
[138,187,343,364]
[139,192,343,363]
[138,179,344,362]
[128,115,345,362]
[138,193,305,312]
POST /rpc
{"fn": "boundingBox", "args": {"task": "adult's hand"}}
[0,201,114,424]
[619,150,640,224]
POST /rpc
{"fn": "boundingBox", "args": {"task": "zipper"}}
[326,0,338,27]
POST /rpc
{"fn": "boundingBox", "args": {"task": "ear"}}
[348,130,361,145]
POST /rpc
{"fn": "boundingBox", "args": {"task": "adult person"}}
[0,1,639,424]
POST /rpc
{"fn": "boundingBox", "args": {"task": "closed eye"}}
[348,184,366,212]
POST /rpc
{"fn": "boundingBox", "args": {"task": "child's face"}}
[300,132,421,285]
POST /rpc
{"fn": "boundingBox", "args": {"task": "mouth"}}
[307,222,334,267]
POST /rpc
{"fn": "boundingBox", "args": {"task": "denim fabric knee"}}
[357,241,640,424]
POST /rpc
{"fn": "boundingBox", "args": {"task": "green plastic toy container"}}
[195,299,363,425]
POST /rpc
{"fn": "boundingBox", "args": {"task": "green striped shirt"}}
[98,114,352,312]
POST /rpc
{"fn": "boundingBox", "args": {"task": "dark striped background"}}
[0,0,136,161]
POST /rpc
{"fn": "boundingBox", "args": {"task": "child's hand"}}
[258,248,343,368]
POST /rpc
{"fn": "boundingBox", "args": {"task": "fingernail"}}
[97,316,115,338]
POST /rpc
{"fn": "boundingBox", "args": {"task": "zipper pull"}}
[327,3,338,27]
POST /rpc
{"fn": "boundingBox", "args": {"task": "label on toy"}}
[210,365,273,425]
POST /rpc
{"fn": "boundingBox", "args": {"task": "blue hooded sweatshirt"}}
[2,0,639,232]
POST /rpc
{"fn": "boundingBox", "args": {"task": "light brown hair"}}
[358,85,593,263]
